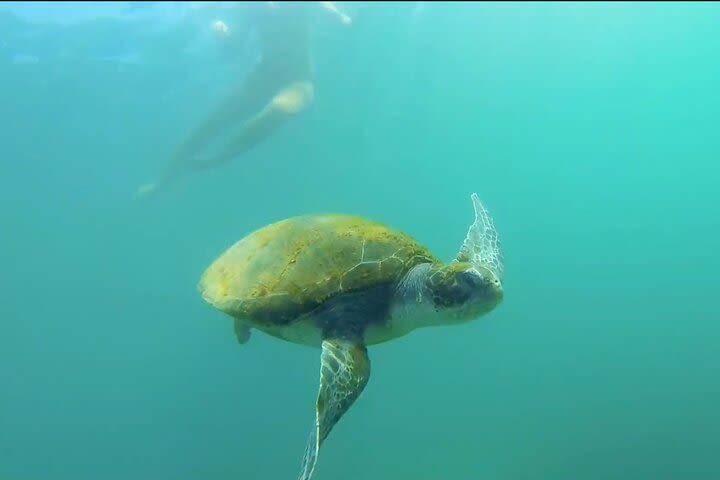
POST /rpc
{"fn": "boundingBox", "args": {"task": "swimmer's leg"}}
[198,81,315,170]
[136,80,271,199]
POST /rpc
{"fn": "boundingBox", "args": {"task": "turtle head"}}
[428,192,505,322]
[426,261,503,322]
[391,193,504,330]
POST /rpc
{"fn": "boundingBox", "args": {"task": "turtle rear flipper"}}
[298,337,370,480]
[233,319,252,344]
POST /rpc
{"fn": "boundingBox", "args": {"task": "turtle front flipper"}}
[457,192,504,282]
[298,338,371,480]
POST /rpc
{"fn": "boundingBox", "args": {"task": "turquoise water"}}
[1,2,718,479]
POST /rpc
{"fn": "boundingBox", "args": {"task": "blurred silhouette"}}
[137,1,352,199]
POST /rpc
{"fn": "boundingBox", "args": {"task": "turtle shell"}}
[199,214,438,326]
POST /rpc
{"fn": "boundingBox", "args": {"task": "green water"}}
[1,2,718,479]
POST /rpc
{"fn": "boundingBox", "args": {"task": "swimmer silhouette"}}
[137,1,351,199]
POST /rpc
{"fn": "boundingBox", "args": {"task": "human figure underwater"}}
[136,1,352,199]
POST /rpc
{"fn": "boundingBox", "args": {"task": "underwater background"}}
[1,2,719,479]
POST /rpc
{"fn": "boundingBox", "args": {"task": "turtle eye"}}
[446,270,481,303]
[457,270,483,290]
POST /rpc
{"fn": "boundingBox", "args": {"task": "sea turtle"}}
[198,192,505,480]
